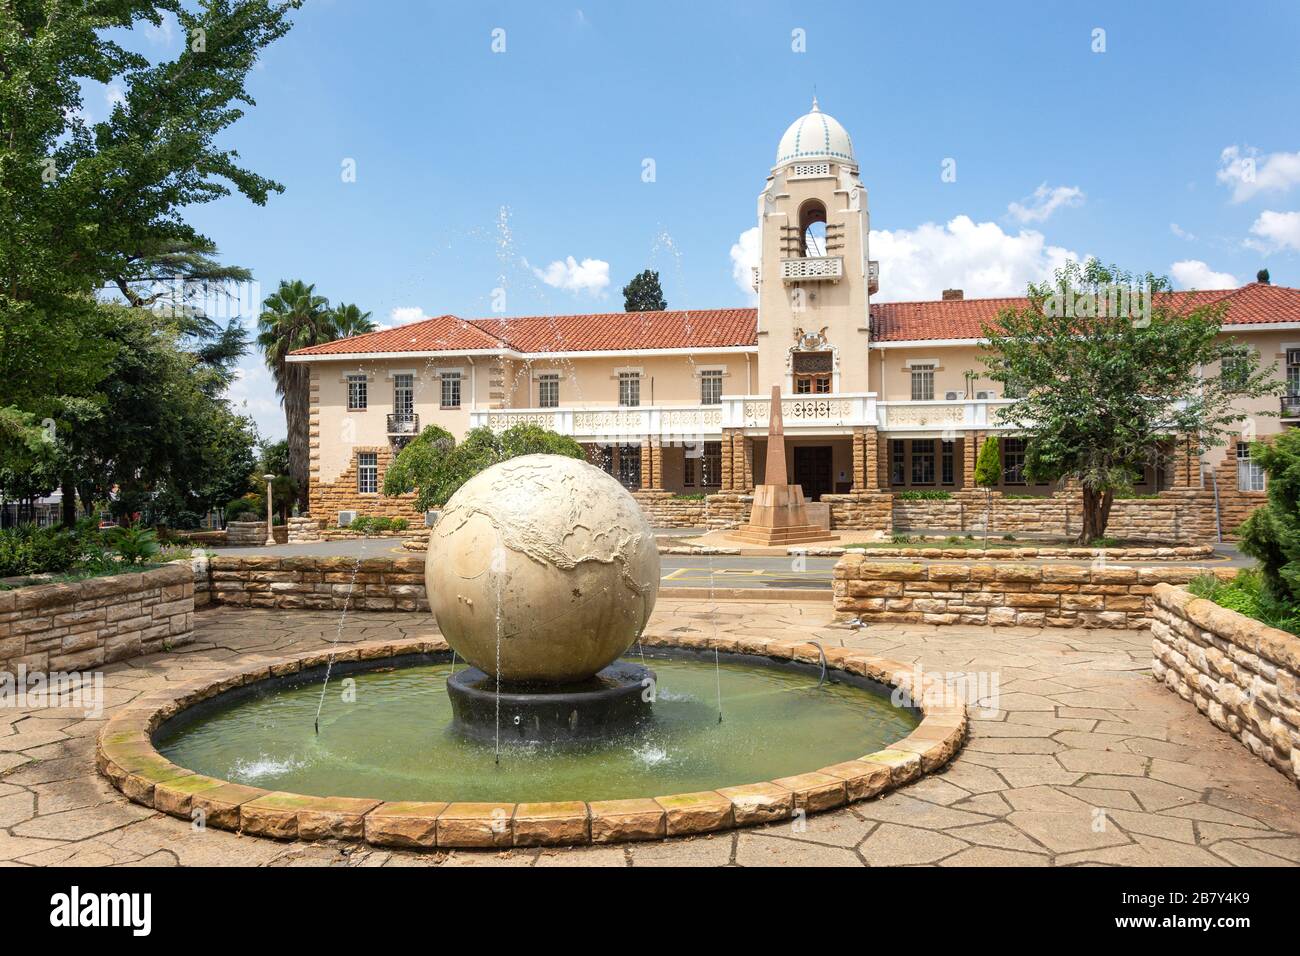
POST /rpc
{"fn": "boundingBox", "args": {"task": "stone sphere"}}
[425,454,660,683]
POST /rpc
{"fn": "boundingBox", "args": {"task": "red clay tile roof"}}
[289,285,1300,356]
[289,308,758,356]
[291,314,506,356]
[468,309,757,353]
[871,283,1300,342]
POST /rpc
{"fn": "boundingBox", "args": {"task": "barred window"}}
[538,373,560,408]
[890,439,906,485]
[1002,438,1027,485]
[700,370,723,405]
[619,372,641,407]
[1237,442,1265,492]
[441,372,461,409]
[702,441,722,487]
[910,364,935,401]
[347,374,367,410]
[1221,347,1251,390]
[1287,348,1300,396]
[357,452,378,494]
[941,440,955,485]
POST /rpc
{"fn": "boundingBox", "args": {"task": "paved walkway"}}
[2,602,1297,866]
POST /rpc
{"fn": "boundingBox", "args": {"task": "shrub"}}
[1188,568,1300,635]
[224,496,261,521]
[0,522,113,578]
[345,515,409,534]
[1239,428,1300,612]
[896,490,951,500]
[106,525,161,565]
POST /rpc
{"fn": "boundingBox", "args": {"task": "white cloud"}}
[389,306,424,326]
[867,215,1080,301]
[1246,209,1300,252]
[224,358,285,442]
[1006,183,1084,224]
[729,226,761,304]
[144,14,175,46]
[1170,259,1239,290]
[1217,145,1300,203]
[105,83,127,111]
[529,256,610,296]
[1170,222,1195,240]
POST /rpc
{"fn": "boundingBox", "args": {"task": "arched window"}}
[799,200,827,257]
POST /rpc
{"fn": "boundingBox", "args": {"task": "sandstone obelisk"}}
[728,385,836,545]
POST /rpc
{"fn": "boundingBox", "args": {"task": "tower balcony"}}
[780,255,844,283]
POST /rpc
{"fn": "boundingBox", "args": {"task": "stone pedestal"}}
[729,483,837,545]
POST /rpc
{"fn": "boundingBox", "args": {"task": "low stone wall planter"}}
[1150,584,1299,787]
[0,563,194,676]
[96,633,966,848]
[833,556,1225,628]
[203,556,429,611]
[225,521,288,546]
[818,544,1215,561]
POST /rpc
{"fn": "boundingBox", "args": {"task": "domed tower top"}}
[773,97,856,169]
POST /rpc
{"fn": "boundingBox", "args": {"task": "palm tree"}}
[257,281,376,512]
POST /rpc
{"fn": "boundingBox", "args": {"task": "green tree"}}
[622,270,667,312]
[253,438,298,523]
[257,281,375,511]
[981,261,1278,544]
[973,436,1001,545]
[383,424,584,511]
[1238,430,1300,609]
[0,1,299,521]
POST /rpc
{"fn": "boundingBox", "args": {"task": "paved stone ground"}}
[2,601,1298,867]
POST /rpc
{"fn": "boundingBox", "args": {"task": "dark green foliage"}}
[1188,569,1300,635]
[1238,428,1300,610]
[106,525,161,565]
[896,490,952,500]
[383,423,585,510]
[622,270,667,312]
[973,436,1002,488]
[346,516,409,534]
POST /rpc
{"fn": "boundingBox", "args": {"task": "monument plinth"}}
[728,386,838,546]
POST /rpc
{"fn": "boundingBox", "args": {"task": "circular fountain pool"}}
[154,649,920,805]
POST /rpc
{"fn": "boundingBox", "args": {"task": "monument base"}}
[727,483,838,545]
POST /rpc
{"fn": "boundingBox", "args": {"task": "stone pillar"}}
[877,432,891,489]
[852,426,880,491]
[741,436,755,492]
[963,431,981,486]
[720,430,737,490]
[642,437,663,490]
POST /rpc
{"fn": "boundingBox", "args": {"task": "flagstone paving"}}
[2,601,1297,867]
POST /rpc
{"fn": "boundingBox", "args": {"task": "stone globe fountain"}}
[425,454,661,743]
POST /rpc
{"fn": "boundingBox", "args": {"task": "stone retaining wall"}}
[202,556,428,611]
[225,521,288,546]
[287,516,323,543]
[0,564,194,676]
[892,490,1219,543]
[1150,584,1299,787]
[832,555,1215,628]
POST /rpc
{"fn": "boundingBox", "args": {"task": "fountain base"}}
[446,660,656,744]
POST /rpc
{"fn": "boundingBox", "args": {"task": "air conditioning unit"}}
[424,510,440,527]
[337,510,356,527]
[944,391,961,401]
[976,390,997,400]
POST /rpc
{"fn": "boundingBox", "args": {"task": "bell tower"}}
[753,99,876,394]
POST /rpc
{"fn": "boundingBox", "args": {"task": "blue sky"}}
[97,1,1300,439]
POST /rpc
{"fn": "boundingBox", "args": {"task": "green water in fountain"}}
[155,653,919,803]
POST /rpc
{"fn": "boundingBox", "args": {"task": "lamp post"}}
[263,474,276,547]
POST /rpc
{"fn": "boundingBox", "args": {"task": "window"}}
[683,456,696,487]
[440,372,461,409]
[1287,348,1300,396]
[538,373,560,408]
[941,440,955,485]
[700,370,723,405]
[1221,347,1251,390]
[616,444,641,488]
[911,439,936,485]
[393,374,414,420]
[1002,438,1027,485]
[702,441,721,487]
[357,452,378,493]
[347,374,367,410]
[890,439,906,485]
[619,372,640,407]
[1237,442,1265,492]
[910,364,935,402]
[793,351,832,395]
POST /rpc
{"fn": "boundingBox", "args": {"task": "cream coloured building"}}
[288,102,1300,540]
